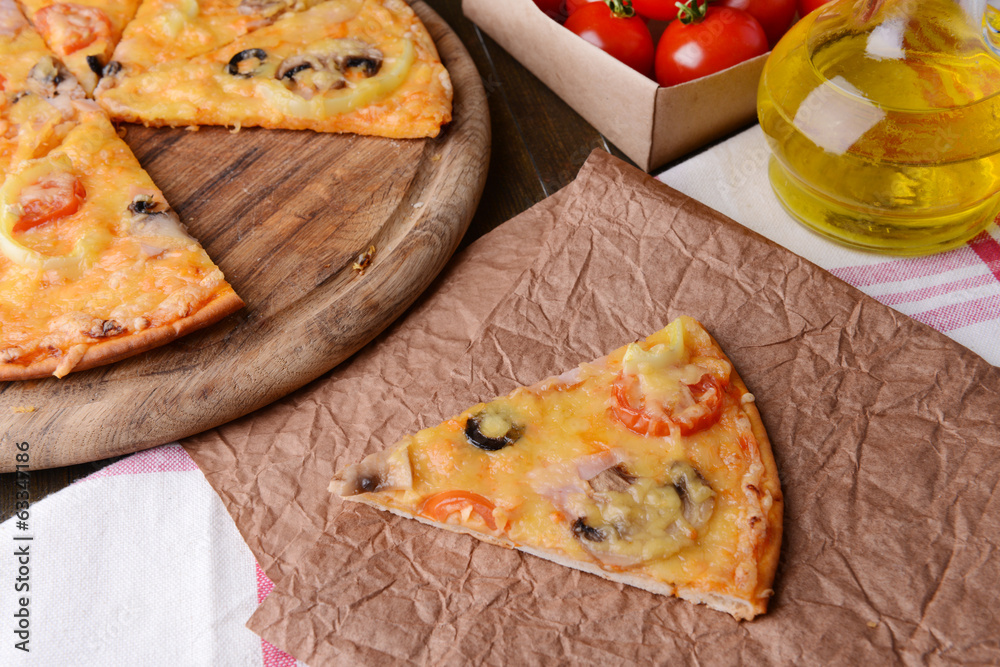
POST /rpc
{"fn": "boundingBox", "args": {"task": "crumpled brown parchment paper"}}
[183,150,1000,666]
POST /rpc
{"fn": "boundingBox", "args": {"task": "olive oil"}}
[758,0,1000,254]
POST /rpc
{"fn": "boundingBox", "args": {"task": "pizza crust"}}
[726,356,784,613]
[0,288,243,381]
[701,338,783,617]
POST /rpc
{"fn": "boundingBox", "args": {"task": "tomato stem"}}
[603,0,636,18]
[675,0,709,24]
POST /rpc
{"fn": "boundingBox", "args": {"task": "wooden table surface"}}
[0,0,649,521]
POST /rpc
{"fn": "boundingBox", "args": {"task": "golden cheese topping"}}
[95,0,452,138]
[17,0,142,93]
[331,317,784,619]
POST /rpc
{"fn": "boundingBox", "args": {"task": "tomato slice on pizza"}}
[331,317,783,620]
[95,0,452,138]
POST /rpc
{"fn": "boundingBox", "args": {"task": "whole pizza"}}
[0,0,453,380]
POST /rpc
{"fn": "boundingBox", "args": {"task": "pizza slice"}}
[95,0,452,138]
[0,97,244,380]
[330,317,783,620]
[17,0,141,93]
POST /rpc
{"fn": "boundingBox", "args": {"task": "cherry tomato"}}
[718,0,795,46]
[655,4,768,86]
[798,0,833,16]
[564,1,655,76]
[565,0,591,15]
[630,0,678,20]
[34,4,112,56]
[421,491,498,531]
[14,172,86,233]
[611,373,725,437]
[533,0,567,21]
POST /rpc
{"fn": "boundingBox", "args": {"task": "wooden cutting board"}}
[0,2,490,472]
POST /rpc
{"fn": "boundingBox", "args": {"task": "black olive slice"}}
[465,414,521,452]
[572,518,606,542]
[344,56,381,77]
[227,48,267,78]
[280,62,313,80]
[27,57,70,97]
[86,55,103,76]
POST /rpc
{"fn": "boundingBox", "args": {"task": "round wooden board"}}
[0,2,490,472]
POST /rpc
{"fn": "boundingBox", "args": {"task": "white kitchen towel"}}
[0,444,302,667]
[658,125,1000,367]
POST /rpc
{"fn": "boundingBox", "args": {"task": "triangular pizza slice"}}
[17,0,142,93]
[330,317,783,620]
[0,8,243,379]
[95,0,452,138]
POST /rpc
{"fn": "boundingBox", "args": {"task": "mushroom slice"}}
[87,319,124,339]
[334,43,383,77]
[237,0,290,18]
[276,38,384,98]
[569,464,717,568]
[669,461,716,527]
[572,517,607,543]
[128,205,190,241]
[27,56,80,99]
[237,0,324,19]
[276,54,345,97]
[588,464,636,494]
[128,194,166,216]
[330,444,413,496]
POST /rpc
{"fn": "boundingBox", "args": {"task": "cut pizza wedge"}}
[95,0,452,138]
[18,0,142,93]
[331,317,783,620]
[0,97,244,380]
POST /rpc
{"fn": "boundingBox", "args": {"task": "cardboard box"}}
[463,0,767,172]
